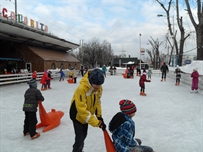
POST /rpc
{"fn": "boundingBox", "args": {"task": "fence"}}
[0,69,71,85]
[0,69,202,90]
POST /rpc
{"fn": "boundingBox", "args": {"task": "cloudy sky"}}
[0,0,197,58]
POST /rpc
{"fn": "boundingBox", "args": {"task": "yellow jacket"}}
[69,70,103,127]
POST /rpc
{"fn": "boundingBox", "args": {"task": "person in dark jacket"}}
[139,72,151,96]
[174,65,185,86]
[109,99,154,152]
[160,62,169,81]
[23,79,44,140]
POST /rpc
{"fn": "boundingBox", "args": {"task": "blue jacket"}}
[57,71,65,77]
[109,112,137,152]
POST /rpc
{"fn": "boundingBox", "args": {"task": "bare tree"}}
[146,37,163,69]
[156,0,190,66]
[73,38,114,68]
[185,0,203,60]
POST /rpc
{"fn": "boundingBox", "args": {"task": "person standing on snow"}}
[23,79,44,140]
[160,62,169,81]
[190,68,199,93]
[174,65,185,86]
[139,72,151,96]
[69,68,106,152]
[109,99,155,152]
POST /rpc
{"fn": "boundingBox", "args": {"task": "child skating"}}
[174,65,185,86]
[190,68,199,93]
[139,72,151,96]
[23,79,45,140]
[147,69,152,80]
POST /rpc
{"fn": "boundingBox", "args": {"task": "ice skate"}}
[31,132,40,140]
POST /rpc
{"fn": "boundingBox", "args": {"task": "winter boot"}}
[164,78,166,81]
[142,92,147,96]
[177,82,180,85]
[161,79,163,82]
[175,83,178,86]
[190,90,194,93]
[41,88,45,91]
[140,92,143,95]
[31,132,40,140]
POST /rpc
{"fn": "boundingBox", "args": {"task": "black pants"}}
[23,111,37,137]
[162,72,166,79]
[72,121,88,152]
[140,86,145,92]
[74,77,77,83]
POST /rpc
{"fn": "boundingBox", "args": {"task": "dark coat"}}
[139,74,150,87]
[160,64,169,73]
[23,87,44,112]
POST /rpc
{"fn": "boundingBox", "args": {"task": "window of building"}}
[51,63,55,69]
[60,63,64,69]
[68,63,71,70]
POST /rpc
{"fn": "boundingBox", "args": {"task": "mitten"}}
[99,120,106,131]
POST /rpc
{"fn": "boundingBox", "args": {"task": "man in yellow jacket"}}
[69,68,106,152]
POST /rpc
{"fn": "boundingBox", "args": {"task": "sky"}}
[0,62,202,152]
[0,0,198,58]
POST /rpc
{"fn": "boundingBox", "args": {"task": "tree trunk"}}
[196,26,203,60]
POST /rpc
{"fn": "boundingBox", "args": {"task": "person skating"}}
[160,62,169,81]
[23,79,44,140]
[72,67,77,83]
[32,71,37,80]
[190,68,199,93]
[40,71,50,90]
[102,64,107,77]
[139,72,151,96]
[174,65,185,86]
[57,69,65,81]
[47,71,53,89]
[109,99,155,152]
[69,68,106,152]
[147,69,152,80]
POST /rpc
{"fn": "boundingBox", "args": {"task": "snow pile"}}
[169,60,203,75]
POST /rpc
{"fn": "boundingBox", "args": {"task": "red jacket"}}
[40,72,51,84]
[32,71,37,79]
[139,74,150,87]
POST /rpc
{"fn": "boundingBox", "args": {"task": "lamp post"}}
[139,33,141,70]
[157,14,175,67]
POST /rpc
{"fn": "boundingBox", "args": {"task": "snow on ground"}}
[169,60,203,75]
[0,70,202,152]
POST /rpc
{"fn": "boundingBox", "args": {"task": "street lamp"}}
[139,33,141,70]
[157,14,175,67]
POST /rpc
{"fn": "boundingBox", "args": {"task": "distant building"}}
[0,11,80,74]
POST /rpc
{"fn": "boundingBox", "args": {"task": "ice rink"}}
[0,73,202,152]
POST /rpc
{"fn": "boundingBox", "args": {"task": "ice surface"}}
[0,62,202,152]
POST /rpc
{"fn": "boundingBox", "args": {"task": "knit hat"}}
[119,99,137,115]
[29,79,37,88]
[88,68,104,85]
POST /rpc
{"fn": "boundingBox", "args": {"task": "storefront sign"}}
[2,7,48,32]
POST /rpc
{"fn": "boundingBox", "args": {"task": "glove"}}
[99,121,106,131]
[97,117,104,122]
